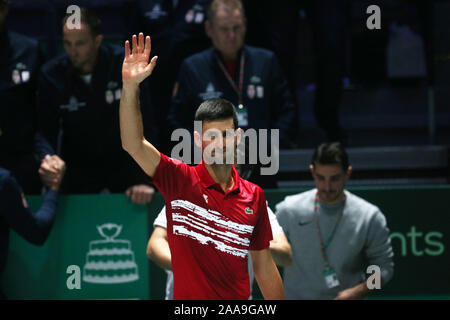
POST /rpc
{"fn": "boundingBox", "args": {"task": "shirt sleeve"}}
[364,210,395,285]
[0,171,58,246]
[267,202,284,236]
[153,206,167,229]
[249,189,273,251]
[275,199,290,238]
[148,153,191,200]
[34,131,54,160]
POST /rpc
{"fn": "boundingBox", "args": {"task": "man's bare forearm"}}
[269,234,293,267]
[252,249,285,300]
[270,245,292,267]
[120,84,145,155]
[147,238,172,270]
[255,260,285,300]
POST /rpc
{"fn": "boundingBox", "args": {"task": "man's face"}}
[62,23,101,72]
[205,5,246,60]
[310,163,352,204]
[195,118,241,165]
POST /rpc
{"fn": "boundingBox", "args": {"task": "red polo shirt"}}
[149,153,273,300]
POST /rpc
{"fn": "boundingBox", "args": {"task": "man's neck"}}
[205,163,234,192]
[76,52,99,75]
[217,48,242,62]
[318,190,346,206]
[221,53,237,62]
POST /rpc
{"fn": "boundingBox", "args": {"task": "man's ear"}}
[204,20,212,39]
[309,164,315,177]
[346,166,353,179]
[94,34,103,48]
[242,17,247,34]
[194,131,202,148]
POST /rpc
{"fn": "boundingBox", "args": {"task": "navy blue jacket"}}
[136,0,212,154]
[168,45,297,147]
[137,0,211,77]
[0,29,50,165]
[0,167,58,276]
[37,44,156,193]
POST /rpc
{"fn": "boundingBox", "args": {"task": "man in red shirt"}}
[120,33,285,300]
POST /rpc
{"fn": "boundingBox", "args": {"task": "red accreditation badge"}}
[12,69,21,84]
[185,10,194,23]
[247,85,255,99]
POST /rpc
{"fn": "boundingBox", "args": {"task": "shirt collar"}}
[195,161,241,195]
[213,46,245,64]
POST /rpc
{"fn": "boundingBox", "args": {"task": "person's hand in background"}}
[125,184,154,204]
[39,155,66,191]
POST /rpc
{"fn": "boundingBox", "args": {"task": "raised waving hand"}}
[120,33,161,178]
[122,33,158,87]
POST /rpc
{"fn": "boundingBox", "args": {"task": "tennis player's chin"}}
[204,156,234,168]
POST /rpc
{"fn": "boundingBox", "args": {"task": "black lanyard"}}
[214,51,245,107]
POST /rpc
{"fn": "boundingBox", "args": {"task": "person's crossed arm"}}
[120,33,161,178]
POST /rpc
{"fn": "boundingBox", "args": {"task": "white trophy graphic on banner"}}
[83,223,139,284]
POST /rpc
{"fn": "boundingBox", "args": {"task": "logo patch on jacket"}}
[199,83,222,100]
[60,96,86,112]
[11,62,30,84]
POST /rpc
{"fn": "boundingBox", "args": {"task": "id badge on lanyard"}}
[314,191,346,289]
[215,52,247,126]
[236,104,248,127]
[323,267,340,288]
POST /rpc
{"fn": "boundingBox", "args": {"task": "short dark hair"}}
[62,7,101,37]
[311,142,349,172]
[195,98,238,129]
[207,0,245,23]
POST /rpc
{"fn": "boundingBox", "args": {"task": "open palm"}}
[122,33,158,86]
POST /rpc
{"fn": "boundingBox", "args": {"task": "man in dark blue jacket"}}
[168,0,298,188]
[37,8,156,204]
[0,0,56,194]
[0,155,65,300]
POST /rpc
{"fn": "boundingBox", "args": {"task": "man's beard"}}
[318,188,344,204]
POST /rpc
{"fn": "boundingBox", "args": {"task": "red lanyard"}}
[314,191,346,268]
[215,51,245,106]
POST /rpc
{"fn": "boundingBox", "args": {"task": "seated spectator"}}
[37,8,156,204]
[167,0,298,188]
[275,142,394,299]
[0,0,55,194]
[0,155,65,300]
